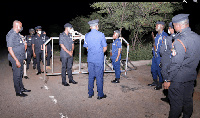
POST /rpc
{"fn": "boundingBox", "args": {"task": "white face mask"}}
[168,29,171,34]
[68,28,74,33]
[38,31,42,34]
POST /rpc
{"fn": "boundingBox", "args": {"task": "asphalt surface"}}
[0,49,200,118]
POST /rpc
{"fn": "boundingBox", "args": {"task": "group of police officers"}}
[6,13,200,117]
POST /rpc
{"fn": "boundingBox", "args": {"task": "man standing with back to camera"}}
[83,19,107,100]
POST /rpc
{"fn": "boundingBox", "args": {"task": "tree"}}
[91,2,183,49]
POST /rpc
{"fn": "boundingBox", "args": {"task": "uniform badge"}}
[28,37,31,40]
[171,46,176,56]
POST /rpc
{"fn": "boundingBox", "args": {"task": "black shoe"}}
[36,72,41,75]
[161,97,169,103]
[24,76,29,79]
[21,88,31,92]
[69,80,78,84]
[41,71,48,73]
[111,78,120,83]
[154,85,162,90]
[97,94,107,100]
[16,92,28,97]
[33,66,36,69]
[62,82,70,86]
[148,80,158,86]
[88,94,94,98]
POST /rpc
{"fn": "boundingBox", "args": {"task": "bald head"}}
[13,20,23,33]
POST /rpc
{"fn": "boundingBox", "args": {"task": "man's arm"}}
[8,47,21,68]
[103,46,107,53]
[60,44,72,56]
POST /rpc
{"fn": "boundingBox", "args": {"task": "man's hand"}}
[151,32,155,39]
[163,82,171,89]
[33,53,36,58]
[67,51,73,57]
[16,60,21,68]
[115,57,119,62]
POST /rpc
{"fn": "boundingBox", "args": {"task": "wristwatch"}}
[164,80,171,82]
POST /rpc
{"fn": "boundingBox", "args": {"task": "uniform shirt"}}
[32,34,46,53]
[153,31,168,58]
[59,32,74,58]
[26,35,34,48]
[111,38,122,60]
[168,27,200,82]
[6,29,25,60]
[83,29,107,63]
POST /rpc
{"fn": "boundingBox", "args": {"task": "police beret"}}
[35,26,42,30]
[88,19,99,26]
[114,30,121,35]
[64,23,72,28]
[169,22,173,28]
[172,14,189,23]
[156,21,165,26]
[29,28,35,33]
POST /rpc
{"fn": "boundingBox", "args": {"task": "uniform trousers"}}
[61,56,73,83]
[9,56,24,93]
[88,62,104,97]
[27,47,36,69]
[168,80,194,118]
[112,59,121,79]
[36,51,44,73]
[151,56,163,83]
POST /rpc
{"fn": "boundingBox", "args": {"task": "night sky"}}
[1,1,200,50]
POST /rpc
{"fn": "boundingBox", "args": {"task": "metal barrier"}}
[43,31,129,80]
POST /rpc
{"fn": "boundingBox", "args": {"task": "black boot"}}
[111,78,120,83]
[148,79,158,86]
[154,82,162,90]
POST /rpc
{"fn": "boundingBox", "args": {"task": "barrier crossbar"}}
[43,31,129,80]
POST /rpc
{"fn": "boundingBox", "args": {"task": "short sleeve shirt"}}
[59,32,74,58]
[83,29,107,63]
[6,29,25,60]
[32,34,46,52]
[112,38,122,60]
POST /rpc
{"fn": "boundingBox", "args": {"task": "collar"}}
[180,27,191,34]
[91,29,97,32]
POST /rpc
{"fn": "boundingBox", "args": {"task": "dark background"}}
[0,1,200,50]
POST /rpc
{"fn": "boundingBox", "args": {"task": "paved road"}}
[0,49,199,118]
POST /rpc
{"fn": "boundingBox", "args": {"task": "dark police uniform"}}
[59,31,74,84]
[41,31,51,66]
[26,34,35,69]
[83,19,107,99]
[167,14,200,118]
[6,29,25,93]
[32,31,46,73]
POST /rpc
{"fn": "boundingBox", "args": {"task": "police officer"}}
[160,22,175,102]
[59,23,77,86]
[42,31,51,69]
[32,26,47,75]
[111,30,122,83]
[6,20,31,97]
[26,28,36,70]
[83,19,107,100]
[148,21,168,90]
[164,14,200,118]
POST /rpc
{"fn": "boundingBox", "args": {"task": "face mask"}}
[168,29,171,34]
[68,28,74,33]
[38,31,42,34]
[18,26,23,32]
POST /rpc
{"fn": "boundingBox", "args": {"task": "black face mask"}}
[19,27,23,32]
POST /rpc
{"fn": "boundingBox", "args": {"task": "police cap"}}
[156,21,165,26]
[172,14,189,23]
[169,22,173,28]
[88,19,99,27]
[35,26,42,30]
[64,23,72,28]
[29,28,35,33]
[114,30,121,35]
